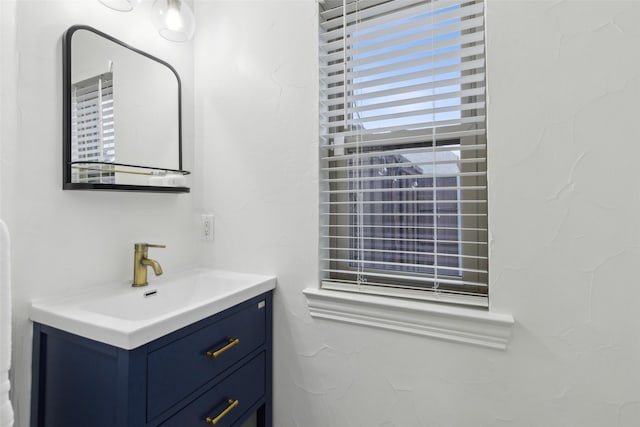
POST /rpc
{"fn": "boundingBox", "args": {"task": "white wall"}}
[195,1,640,426]
[487,1,640,424]
[1,0,18,230]
[2,1,199,426]
[4,0,640,426]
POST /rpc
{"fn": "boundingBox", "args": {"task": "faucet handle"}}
[134,243,166,250]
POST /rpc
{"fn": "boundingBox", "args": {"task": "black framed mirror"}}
[63,25,190,193]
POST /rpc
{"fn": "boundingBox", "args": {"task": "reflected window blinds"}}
[71,72,116,184]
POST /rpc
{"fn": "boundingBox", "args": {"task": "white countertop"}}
[30,268,276,349]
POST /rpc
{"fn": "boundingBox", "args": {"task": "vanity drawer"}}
[147,301,266,420]
[160,352,265,427]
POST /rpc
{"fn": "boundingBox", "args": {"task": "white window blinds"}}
[319,0,488,306]
[71,72,116,184]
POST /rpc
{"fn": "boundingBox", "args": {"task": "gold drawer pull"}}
[206,338,240,358]
[205,399,239,425]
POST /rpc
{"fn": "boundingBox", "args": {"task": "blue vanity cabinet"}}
[31,292,273,427]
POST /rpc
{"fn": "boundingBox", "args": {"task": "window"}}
[71,72,116,184]
[319,0,487,307]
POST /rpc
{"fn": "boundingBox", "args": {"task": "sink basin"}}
[30,268,276,349]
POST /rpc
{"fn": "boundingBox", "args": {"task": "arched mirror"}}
[63,25,190,192]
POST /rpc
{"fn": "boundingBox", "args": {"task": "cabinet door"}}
[147,300,266,420]
[159,353,266,427]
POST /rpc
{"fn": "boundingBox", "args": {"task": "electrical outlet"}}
[202,214,214,241]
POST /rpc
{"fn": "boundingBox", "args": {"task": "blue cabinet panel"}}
[147,300,266,421]
[41,332,120,426]
[31,291,273,427]
[159,352,265,427]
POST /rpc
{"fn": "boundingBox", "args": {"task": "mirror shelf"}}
[68,161,190,192]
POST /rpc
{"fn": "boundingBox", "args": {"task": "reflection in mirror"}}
[63,25,189,192]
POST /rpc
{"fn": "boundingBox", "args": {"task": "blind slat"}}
[321,134,485,153]
[321,71,485,101]
[321,45,485,89]
[321,185,487,195]
[320,271,487,288]
[323,155,485,170]
[321,0,482,35]
[322,236,488,246]
[323,257,487,274]
[328,116,486,140]
[321,31,484,76]
[346,101,485,127]
[321,224,488,232]
[335,15,484,64]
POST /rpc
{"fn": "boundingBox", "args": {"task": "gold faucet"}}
[132,243,165,287]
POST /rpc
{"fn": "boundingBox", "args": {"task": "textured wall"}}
[4,0,640,426]
[195,1,640,426]
[487,1,640,424]
[3,1,198,425]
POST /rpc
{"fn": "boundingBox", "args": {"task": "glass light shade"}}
[151,0,196,42]
[98,0,141,12]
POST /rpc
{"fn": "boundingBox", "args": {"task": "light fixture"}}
[98,0,141,12]
[151,0,196,42]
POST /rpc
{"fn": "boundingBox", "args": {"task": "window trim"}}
[321,280,487,307]
[304,287,514,350]
[311,0,513,347]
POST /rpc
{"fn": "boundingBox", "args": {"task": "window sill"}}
[303,288,514,350]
